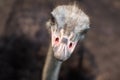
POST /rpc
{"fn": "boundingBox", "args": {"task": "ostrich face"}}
[47,5,90,61]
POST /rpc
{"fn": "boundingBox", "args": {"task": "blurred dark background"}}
[0,0,120,80]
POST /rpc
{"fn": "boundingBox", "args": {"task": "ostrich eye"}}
[69,42,73,48]
[55,37,59,43]
[50,14,56,25]
[81,29,89,35]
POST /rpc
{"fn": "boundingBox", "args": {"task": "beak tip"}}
[54,53,65,61]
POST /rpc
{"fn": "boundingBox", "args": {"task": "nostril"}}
[55,37,59,42]
[69,43,73,48]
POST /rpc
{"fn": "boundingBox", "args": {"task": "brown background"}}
[0,0,120,80]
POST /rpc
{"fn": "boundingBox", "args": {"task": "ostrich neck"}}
[42,43,62,80]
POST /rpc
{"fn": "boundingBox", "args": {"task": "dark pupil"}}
[55,37,59,42]
[69,43,72,48]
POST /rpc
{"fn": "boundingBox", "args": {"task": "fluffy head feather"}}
[51,4,90,35]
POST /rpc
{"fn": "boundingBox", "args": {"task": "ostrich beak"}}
[54,43,70,61]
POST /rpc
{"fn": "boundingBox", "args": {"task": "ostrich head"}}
[47,5,90,61]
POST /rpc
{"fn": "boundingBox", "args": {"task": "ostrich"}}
[42,4,90,80]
